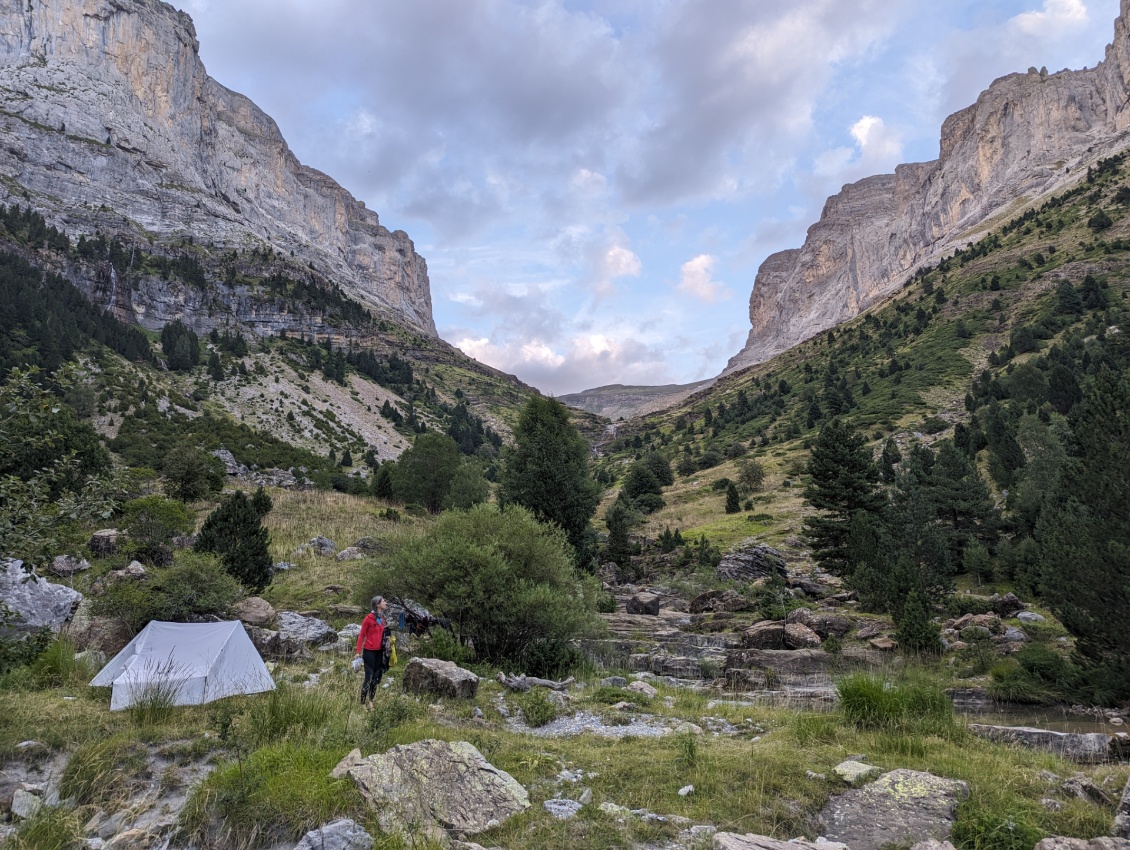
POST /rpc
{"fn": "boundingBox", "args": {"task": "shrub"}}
[121,495,194,566]
[413,627,475,666]
[91,551,243,633]
[195,490,272,592]
[521,638,583,680]
[515,689,557,728]
[358,504,603,666]
[162,444,224,502]
[588,686,650,706]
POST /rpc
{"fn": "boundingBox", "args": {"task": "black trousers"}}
[360,648,384,703]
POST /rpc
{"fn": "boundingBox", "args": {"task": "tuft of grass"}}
[59,736,149,807]
[791,711,840,745]
[587,686,650,707]
[515,689,558,728]
[26,637,93,690]
[246,684,339,747]
[363,690,425,751]
[837,672,958,737]
[3,805,84,850]
[673,731,698,771]
[127,680,182,727]
[177,742,359,850]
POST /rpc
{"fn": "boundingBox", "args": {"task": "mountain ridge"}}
[723,0,1130,376]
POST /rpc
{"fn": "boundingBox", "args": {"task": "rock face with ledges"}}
[725,0,1130,375]
[0,0,435,337]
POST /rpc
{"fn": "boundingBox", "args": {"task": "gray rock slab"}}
[0,559,82,634]
[276,611,337,647]
[716,540,787,583]
[1115,771,1130,839]
[543,799,583,819]
[817,769,970,850]
[969,724,1115,763]
[403,657,479,699]
[833,759,881,784]
[712,834,848,850]
[1034,840,1130,850]
[339,739,528,844]
[10,788,42,820]
[294,818,373,850]
[627,592,662,615]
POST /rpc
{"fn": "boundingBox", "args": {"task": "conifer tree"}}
[803,419,884,575]
[499,395,600,554]
[724,481,741,514]
[895,588,942,655]
[194,490,272,592]
[249,485,273,518]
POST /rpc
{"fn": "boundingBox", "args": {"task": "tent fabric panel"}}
[201,624,275,704]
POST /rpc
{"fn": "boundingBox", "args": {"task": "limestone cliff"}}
[0,0,436,336]
[725,0,1130,375]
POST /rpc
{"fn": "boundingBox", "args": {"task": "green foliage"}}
[195,491,273,592]
[25,636,94,690]
[0,368,119,570]
[244,684,335,747]
[414,627,476,666]
[641,451,674,486]
[162,444,225,502]
[390,432,461,513]
[894,589,942,655]
[443,462,490,511]
[803,419,883,575]
[673,732,698,771]
[177,742,355,850]
[515,688,558,727]
[60,736,148,807]
[724,481,741,514]
[3,805,84,850]
[836,673,956,736]
[499,395,600,554]
[249,486,273,518]
[121,495,194,566]
[91,551,244,633]
[734,457,766,492]
[160,320,201,371]
[951,803,1045,850]
[604,497,640,571]
[588,686,650,706]
[358,503,603,665]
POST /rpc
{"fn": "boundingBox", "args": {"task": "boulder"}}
[952,613,1001,633]
[1034,840,1130,850]
[1061,773,1112,806]
[1115,771,1130,838]
[716,540,787,583]
[0,559,82,635]
[87,529,121,557]
[351,537,384,554]
[1002,626,1028,642]
[626,680,657,699]
[403,657,479,699]
[784,622,822,649]
[817,769,970,850]
[296,536,337,557]
[9,788,41,820]
[48,555,91,577]
[294,818,373,850]
[104,561,147,585]
[601,676,628,688]
[805,612,852,639]
[741,621,787,650]
[1017,611,1046,624]
[335,547,366,562]
[833,760,881,784]
[330,604,364,618]
[787,576,831,598]
[854,619,887,640]
[339,739,529,843]
[689,589,752,614]
[968,725,1117,764]
[713,834,847,850]
[543,799,583,820]
[649,654,707,678]
[990,592,1025,618]
[271,561,295,574]
[232,597,276,628]
[275,612,337,652]
[869,636,897,652]
[626,593,662,616]
[61,599,131,654]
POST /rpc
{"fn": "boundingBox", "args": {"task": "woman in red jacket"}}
[355,595,389,709]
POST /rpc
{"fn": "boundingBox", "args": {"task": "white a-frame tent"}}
[90,620,275,710]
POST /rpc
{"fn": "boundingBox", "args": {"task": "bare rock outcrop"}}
[0,0,435,337]
[725,0,1130,374]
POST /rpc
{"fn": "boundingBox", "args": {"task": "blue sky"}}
[176,0,1120,395]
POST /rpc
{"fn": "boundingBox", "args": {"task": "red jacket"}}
[356,612,386,653]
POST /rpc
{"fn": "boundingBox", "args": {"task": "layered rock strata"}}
[725,0,1130,374]
[0,0,435,336]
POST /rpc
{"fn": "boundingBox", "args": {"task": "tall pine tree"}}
[194,490,272,592]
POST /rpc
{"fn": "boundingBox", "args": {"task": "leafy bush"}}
[91,551,243,633]
[121,495,194,566]
[358,504,603,666]
[161,444,225,502]
[521,638,583,680]
[413,627,476,666]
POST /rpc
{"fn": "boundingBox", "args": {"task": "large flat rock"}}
[0,559,82,635]
[816,769,970,850]
[340,740,528,843]
[714,834,846,850]
[968,724,1117,764]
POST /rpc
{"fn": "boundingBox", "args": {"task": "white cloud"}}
[1011,0,1089,38]
[677,254,731,303]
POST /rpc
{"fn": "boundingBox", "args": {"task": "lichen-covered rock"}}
[817,769,970,850]
[294,818,373,850]
[403,657,479,699]
[296,536,337,557]
[48,555,91,577]
[272,611,337,656]
[713,834,847,850]
[716,541,787,583]
[625,680,657,699]
[832,759,881,784]
[0,559,82,635]
[335,547,365,562]
[340,739,529,843]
